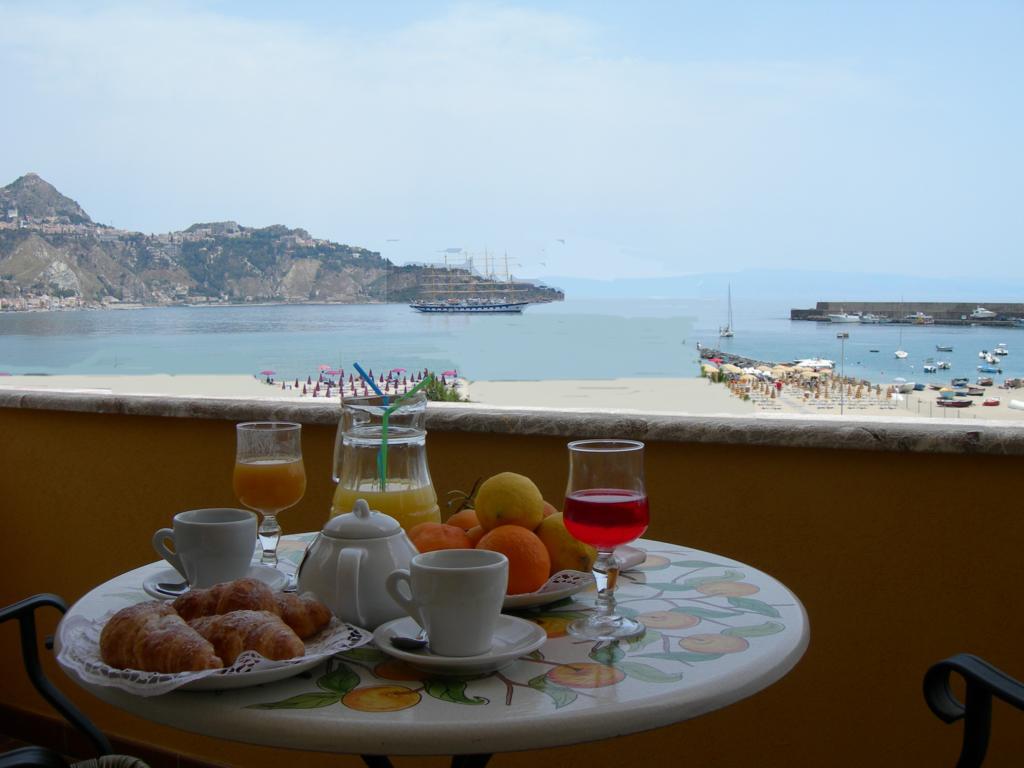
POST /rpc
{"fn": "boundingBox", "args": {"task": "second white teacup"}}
[152,508,257,588]
[385,549,509,657]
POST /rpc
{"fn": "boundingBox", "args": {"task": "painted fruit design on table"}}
[248,549,793,712]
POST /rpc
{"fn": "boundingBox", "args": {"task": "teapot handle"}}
[337,547,364,626]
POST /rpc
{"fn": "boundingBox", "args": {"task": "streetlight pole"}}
[837,332,849,415]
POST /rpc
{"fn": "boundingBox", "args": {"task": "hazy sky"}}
[1,1,1021,281]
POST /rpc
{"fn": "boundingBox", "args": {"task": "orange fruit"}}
[476,525,551,595]
[466,525,485,546]
[408,522,473,553]
[445,508,480,530]
[474,472,545,531]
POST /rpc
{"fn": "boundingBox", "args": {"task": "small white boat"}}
[937,361,951,369]
[860,313,887,324]
[993,344,1008,356]
[894,350,908,359]
[970,307,997,320]
[922,364,937,374]
[828,311,861,323]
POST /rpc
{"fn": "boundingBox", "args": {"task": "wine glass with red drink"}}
[563,439,649,640]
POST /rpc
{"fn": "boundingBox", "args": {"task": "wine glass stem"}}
[595,549,620,619]
[259,513,281,566]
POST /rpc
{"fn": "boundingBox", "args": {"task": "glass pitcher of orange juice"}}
[331,392,440,531]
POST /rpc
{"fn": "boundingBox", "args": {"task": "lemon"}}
[474,472,545,531]
[536,513,597,573]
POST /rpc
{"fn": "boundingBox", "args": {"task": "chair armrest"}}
[1,593,111,757]
[924,653,1024,768]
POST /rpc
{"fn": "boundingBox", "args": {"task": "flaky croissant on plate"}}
[100,602,223,673]
[173,578,332,639]
[188,610,305,665]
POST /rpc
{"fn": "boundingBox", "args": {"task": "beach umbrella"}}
[318,364,331,371]
[442,369,458,377]
[326,369,343,376]
[721,363,742,374]
[260,369,276,376]
[391,367,407,374]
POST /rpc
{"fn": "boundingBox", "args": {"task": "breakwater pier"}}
[791,301,1024,326]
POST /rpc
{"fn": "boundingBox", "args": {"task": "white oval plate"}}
[502,570,594,610]
[374,615,547,676]
[181,656,325,691]
[142,564,289,600]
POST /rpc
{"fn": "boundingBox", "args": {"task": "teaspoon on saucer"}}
[390,631,428,651]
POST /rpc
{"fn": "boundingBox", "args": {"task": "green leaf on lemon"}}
[678,569,745,590]
[247,692,339,710]
[615,661,683,683]
[636,651,725,663]
[425,680,488,705]
[722,621,785,638]
[589,642,625,665]
[672,606,741,619]
[626,629,661,651]
[317,663,360,695]
[726,597,781,617]
[528,673,577,709]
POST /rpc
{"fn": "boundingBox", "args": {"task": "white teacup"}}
[152,508,257,588]
[385,549,509,657]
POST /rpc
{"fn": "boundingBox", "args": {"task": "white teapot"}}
[297,499,418,629]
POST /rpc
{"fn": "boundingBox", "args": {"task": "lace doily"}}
[57,612,372,697]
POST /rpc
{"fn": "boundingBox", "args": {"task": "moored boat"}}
[937,361,951,369]
[951,377,970,387]
[977,376,994,386]
[828,311,861,323]
[937,398,973,408]
[936,345,953,352]
[983,398,1000,406]
[993,343,1008,356]
[970,307,997,320]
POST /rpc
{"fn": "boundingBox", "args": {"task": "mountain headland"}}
[0,174,562,310]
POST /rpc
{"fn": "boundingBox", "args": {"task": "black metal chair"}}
[924,653,1024,768]
[0,594,148,768]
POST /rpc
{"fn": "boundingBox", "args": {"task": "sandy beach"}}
[3,373,1023,422]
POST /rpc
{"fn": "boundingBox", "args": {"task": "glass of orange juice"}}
[234,421,306,568]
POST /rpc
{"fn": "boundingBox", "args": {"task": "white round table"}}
[57,535,808,761]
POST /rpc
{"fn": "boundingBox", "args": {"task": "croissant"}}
[274,592,332,639]
[172,578,276,621]
[174,578,332,639]
[188,610,305,665]
[100,601,223,673]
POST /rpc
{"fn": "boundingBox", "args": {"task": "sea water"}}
[0,298,1021,384]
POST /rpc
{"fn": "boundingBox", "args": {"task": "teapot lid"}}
[322,498,402,539]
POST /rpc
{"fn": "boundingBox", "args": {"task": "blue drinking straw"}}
[353,362,387,405]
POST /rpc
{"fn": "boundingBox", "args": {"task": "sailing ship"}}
[410,252,531,314]
[719,284,735,338]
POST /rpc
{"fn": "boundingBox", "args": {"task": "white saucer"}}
[503,570,594,610]
[374,615,547,676]
[142,564,290,599]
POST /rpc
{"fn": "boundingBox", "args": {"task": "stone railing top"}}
[2,388,1023,456]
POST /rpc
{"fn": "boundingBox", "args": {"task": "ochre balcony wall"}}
[2,406,1023,767]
